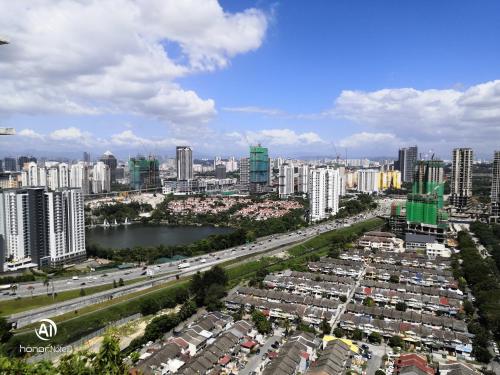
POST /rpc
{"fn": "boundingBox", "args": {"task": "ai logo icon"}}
[35,318,57,341]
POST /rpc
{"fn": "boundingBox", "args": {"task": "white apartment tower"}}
[357,169,379,193]
[176,146,193,181]
[308,167,340,222]
[278,162,295,198]
[70,162,90,195]
[0,187,86,270]
[450,148,473,210]
[92,162,111,193]
[239,157,250,187]
[297,164,309,194]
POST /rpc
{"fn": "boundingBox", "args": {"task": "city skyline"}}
[0,1,499,158]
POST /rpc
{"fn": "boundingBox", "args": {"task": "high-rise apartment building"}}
[357,169,379,193]
[398,146,418,183]
[0,187,86,270]
[129,156,160,190]
[70,162,90,195]
[278,162,294,198]
[92,162,111,193]
[406,159,448,242]
[17,156,37,171]
[100,151,118,183]
[297,164,309,194]
[176,146,193,181]
[378,170,402,190]
[308,167,340,222]
[215,164,227,179]
[239,157,250,188]
[83,152,91,163]
[249,145,269,193]
[450,148,473,210]
[491,151,500,220]
[3,157,16,172]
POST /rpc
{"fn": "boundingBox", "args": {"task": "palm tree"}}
[27,285,35,298]
[10,284,17,294]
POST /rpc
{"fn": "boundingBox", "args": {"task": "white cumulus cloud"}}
[0,0,268,126]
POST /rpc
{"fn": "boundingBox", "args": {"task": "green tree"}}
[352,328,363,341]
[118,278,124,287]
[395,302,407,312]
[375,370,386,375]
[328,247,341,259]
[252,310,272,334]
[333,327,344,338]
[388,335,404,348]
[93,334,127,375]
[389,274,400,283]
[368,331,382,344]
[463,299,474,316]
[363,297,375,307]
[139,298,160,316]
[0,316,12,343]
[320,318,331,335]
[79,288,86,297]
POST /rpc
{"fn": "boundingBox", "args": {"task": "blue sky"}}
[1,0,500,159]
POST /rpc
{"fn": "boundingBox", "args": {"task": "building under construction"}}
[390,159,449,243]
[128,156,160,191]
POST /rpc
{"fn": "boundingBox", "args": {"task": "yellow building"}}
[322,336,359,354]
[379,170,401,190]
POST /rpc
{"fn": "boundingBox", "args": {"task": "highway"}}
[5,199,393,328]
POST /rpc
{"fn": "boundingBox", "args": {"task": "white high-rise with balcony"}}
[70,162,90,195]
[278,162,294,198]
[92,161,111,193]
[308,167,340,222]
[357,169,379,193]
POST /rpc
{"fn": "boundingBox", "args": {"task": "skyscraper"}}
[308,167,340,222]
[17,156,37,171]
[397,146,418,183]
[249,145,269,193]
[239,157,249,188]
[83,152,91,163]
[70,162,90,195]
[450,148,473,210]
[92,162,111,193]
[0,187,86,269]
[176,146,193,181]
[129,156,160,190]
[215,164,227,179]
[3,157,16,172]
[357,169,380,193]
[491,151,500,220]
[405,159,448,242]
[297,164,309,194]
[100,151,118,183]
[278,162,294,198]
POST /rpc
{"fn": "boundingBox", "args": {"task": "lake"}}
[86,224,234,249]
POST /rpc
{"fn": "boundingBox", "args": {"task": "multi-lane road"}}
[5,198,394,327]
